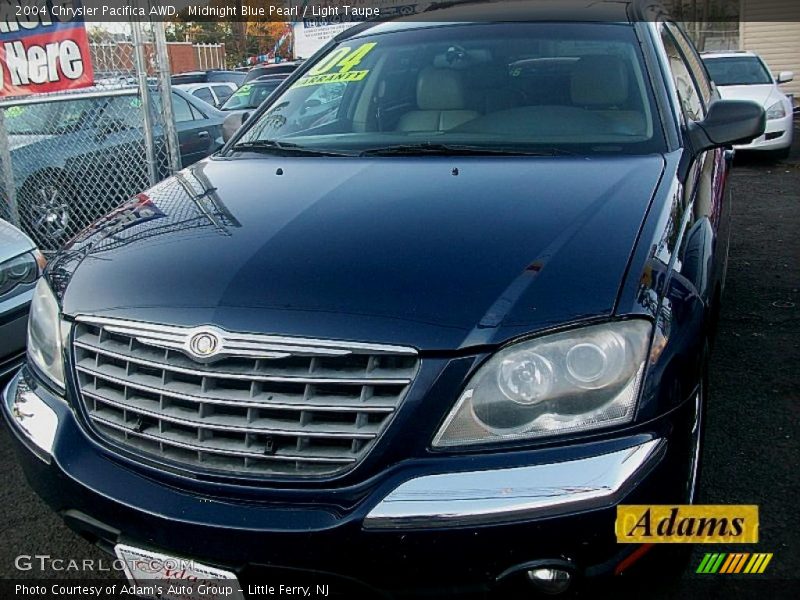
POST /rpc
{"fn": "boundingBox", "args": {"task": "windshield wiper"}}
[231,140,354,157]
[359,143,578,157]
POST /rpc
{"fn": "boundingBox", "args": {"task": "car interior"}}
[370,47,653,139]
[251,33,658,150]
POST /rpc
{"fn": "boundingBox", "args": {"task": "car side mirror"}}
[777,71,794,84]
[687,99,765,153]
[222,111,250,143]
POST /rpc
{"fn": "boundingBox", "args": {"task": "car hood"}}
[53,155,664,351]
[716,84,782,107]
[0,218,36,259]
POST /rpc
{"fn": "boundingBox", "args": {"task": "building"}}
[739,0,800,97]
[675,0,800,98]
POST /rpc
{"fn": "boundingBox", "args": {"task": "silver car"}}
[0,219,43,381]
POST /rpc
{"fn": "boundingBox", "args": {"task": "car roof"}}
[342,0,668,40]
[0,86,137,107]
[174,83,212,91]
[701,51,759,59]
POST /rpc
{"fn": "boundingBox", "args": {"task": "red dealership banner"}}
[0,2,94,97]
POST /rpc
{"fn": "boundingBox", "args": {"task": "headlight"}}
[766,101,786,120]
[27,279,65,390]
[0,251,40,296]
[433,321,652,447]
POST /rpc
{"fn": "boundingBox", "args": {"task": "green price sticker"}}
[293,43,377,89]
[233,84,252,97]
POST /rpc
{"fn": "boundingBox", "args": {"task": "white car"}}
[174,82,238,109]
[702,51,794,159]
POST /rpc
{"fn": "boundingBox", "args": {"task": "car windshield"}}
[234,23,665,156]
[703,56,773,86]
[3,98,99,135]
[221,81,282,110]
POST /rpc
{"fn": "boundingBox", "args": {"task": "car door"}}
[658,22,730,309]
[171,91,218,166]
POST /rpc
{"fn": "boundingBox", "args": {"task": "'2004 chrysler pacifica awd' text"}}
[3,1,765,597]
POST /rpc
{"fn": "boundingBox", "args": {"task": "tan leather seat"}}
[571,55,645,135]
[397,67,479,132]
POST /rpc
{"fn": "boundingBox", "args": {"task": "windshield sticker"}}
[233,84,252,97]
[5,106,25,118]
[130,98,142,108]
[292,43,377,88]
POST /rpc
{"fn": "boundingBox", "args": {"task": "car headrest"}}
[417,67,468,110]
[571,55,629,106]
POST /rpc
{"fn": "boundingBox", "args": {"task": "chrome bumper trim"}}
[364,438,666,529]
[3,374,60,462]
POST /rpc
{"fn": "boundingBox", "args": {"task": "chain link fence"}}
[0,21,181,254]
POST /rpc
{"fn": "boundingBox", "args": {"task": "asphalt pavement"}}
[1,122,798,599]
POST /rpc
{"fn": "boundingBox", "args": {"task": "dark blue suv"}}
[3,2,765,597]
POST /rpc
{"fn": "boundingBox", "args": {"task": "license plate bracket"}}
[114,543,244,600]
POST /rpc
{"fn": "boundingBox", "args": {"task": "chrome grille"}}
[72,316,418,478]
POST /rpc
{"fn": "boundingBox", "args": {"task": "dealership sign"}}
[0,1,94,97]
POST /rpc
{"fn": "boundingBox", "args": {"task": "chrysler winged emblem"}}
[188,331,220,359]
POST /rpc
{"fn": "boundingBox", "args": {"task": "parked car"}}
[219,75,290,141]
[702,51,794,159]
[242,60,302,84]
[174,82,238,109]
[0,87,224,247]
[3,2,765,596]
[0,219,43,382]
[172,69,246,87]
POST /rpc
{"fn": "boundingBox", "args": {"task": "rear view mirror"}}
[687,100,765,153]
[777,71,794,84]
[222,112,250,143]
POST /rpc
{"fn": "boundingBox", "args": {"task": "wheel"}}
[622,365,707,585]
[18,172,77,250]
[685,374,705,504]
[659,361,708,577]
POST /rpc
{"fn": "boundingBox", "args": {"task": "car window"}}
[212,85,234,103]
[666,23,713,105]
[660,26,705,122]
[189,100,207,120]
[4,98,98,135]
[102,96,145,130]
[238,23,665,155]
[193,87,216,105]
[221,81,282,110]
[171,93,195,123]
[703,56,773,86]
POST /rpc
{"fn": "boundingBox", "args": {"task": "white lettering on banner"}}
[3,39,84,86]
[0,0,52,32]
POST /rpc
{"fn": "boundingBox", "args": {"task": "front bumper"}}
[2,368,697,595]
[734,112,794,151]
